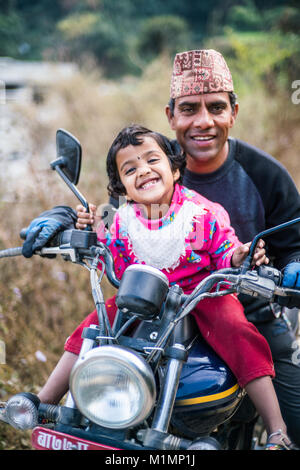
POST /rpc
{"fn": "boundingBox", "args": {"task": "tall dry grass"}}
[0,55,299,449]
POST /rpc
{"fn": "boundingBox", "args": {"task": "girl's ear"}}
[173,168,181,182]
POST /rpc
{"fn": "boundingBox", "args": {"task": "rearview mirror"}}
[55,129,81,185]
[50,129,90,219]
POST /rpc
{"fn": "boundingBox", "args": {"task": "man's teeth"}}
[193,136,214,141]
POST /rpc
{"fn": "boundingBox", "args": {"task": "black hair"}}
[106,124,186,198]
[167,91,238,117]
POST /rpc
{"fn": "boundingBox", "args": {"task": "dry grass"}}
[0,55,299,449]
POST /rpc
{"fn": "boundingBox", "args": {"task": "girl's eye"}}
[125,167,135,175]
[148,157,160,164]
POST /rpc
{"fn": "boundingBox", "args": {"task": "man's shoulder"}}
[232,138,286,172]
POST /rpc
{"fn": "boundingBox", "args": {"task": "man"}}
[23,49,300,445]
[164,49,300,446]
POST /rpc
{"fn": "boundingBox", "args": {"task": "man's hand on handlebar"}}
[232,239,269,268]
[278,261,300,308]
[22,206,77,258]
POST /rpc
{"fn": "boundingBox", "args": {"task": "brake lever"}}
[237,270,277,300]
[274,286,300,298]
[38,246,78,262]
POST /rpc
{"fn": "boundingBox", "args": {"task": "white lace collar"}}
[118,199,206,271]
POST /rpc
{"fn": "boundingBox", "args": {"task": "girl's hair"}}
[106,124,186,198]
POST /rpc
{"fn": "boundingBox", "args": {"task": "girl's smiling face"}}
[116,136,180,219]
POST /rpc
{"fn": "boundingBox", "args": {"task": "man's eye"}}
[210,105,226,113]
[180,107,194,113]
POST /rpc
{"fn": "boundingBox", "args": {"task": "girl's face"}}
[116,136,180,219]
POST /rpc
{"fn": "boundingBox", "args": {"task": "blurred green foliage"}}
[0,0,299,82]
[221,29,300,96]
[136,15,190,61]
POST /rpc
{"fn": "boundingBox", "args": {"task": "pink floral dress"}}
[97,183,241,293]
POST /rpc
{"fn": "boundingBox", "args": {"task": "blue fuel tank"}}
[172,336,241,437]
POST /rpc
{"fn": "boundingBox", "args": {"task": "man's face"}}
[166,92,238,173]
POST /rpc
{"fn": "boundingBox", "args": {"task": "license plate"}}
[31,426,119,450]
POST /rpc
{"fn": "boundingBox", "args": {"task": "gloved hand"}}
[22,206,77,258]
[282,262,300,288]
[278,262,300,309]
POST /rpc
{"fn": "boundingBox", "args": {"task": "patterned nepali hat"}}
[170,49,234,99]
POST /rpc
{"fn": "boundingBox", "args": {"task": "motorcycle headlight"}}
[5,393,40,430]
[70,346,156,429]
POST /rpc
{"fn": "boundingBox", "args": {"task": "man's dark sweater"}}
[182,137,300,314]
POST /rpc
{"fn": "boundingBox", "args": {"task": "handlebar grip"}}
[278,287,300,297]
[0,247,23,258]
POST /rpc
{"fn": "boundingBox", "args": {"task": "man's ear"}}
[165,104,175,130]
[230,102,239,128]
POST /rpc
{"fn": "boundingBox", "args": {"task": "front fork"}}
[64,324,100,408]
[140,343,190,450]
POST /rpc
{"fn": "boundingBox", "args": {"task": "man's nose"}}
[193,108,214,129]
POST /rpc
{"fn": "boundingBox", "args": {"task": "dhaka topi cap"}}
[170,49,234,99]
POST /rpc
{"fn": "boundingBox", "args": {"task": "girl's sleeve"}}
[205,203,242,270]
[96,212,131,280]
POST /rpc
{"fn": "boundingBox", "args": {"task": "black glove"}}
[277,262,300,309]
[22,206,77,258]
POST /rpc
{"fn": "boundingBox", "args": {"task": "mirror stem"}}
[241,216,300,273]
[52,163,90,215]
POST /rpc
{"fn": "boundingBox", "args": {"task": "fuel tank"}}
[132,310,242,437]
[172,336,241,438]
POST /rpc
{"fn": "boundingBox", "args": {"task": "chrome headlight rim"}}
[70,345,156,429]
[5,392,40,430]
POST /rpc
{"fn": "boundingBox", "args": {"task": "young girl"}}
[38,125,293,449]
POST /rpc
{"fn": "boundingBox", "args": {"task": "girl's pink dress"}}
[65,184,274,387]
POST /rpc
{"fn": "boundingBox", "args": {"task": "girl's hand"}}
[76,203,97,230]
[232,239,269,268]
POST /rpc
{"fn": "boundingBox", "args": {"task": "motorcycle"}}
[0,129,300,451]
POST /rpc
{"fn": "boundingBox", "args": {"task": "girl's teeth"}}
[141,180,157,189]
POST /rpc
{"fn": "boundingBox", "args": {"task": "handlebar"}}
[1,229,300,304]
[0,229,121,289]
[0,247,23,258]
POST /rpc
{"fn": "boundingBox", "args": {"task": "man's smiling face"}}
[166,92,238,173]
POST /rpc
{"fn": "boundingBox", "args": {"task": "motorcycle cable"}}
[89,248,115,345]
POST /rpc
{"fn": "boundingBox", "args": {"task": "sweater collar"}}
[184,138,236,184]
